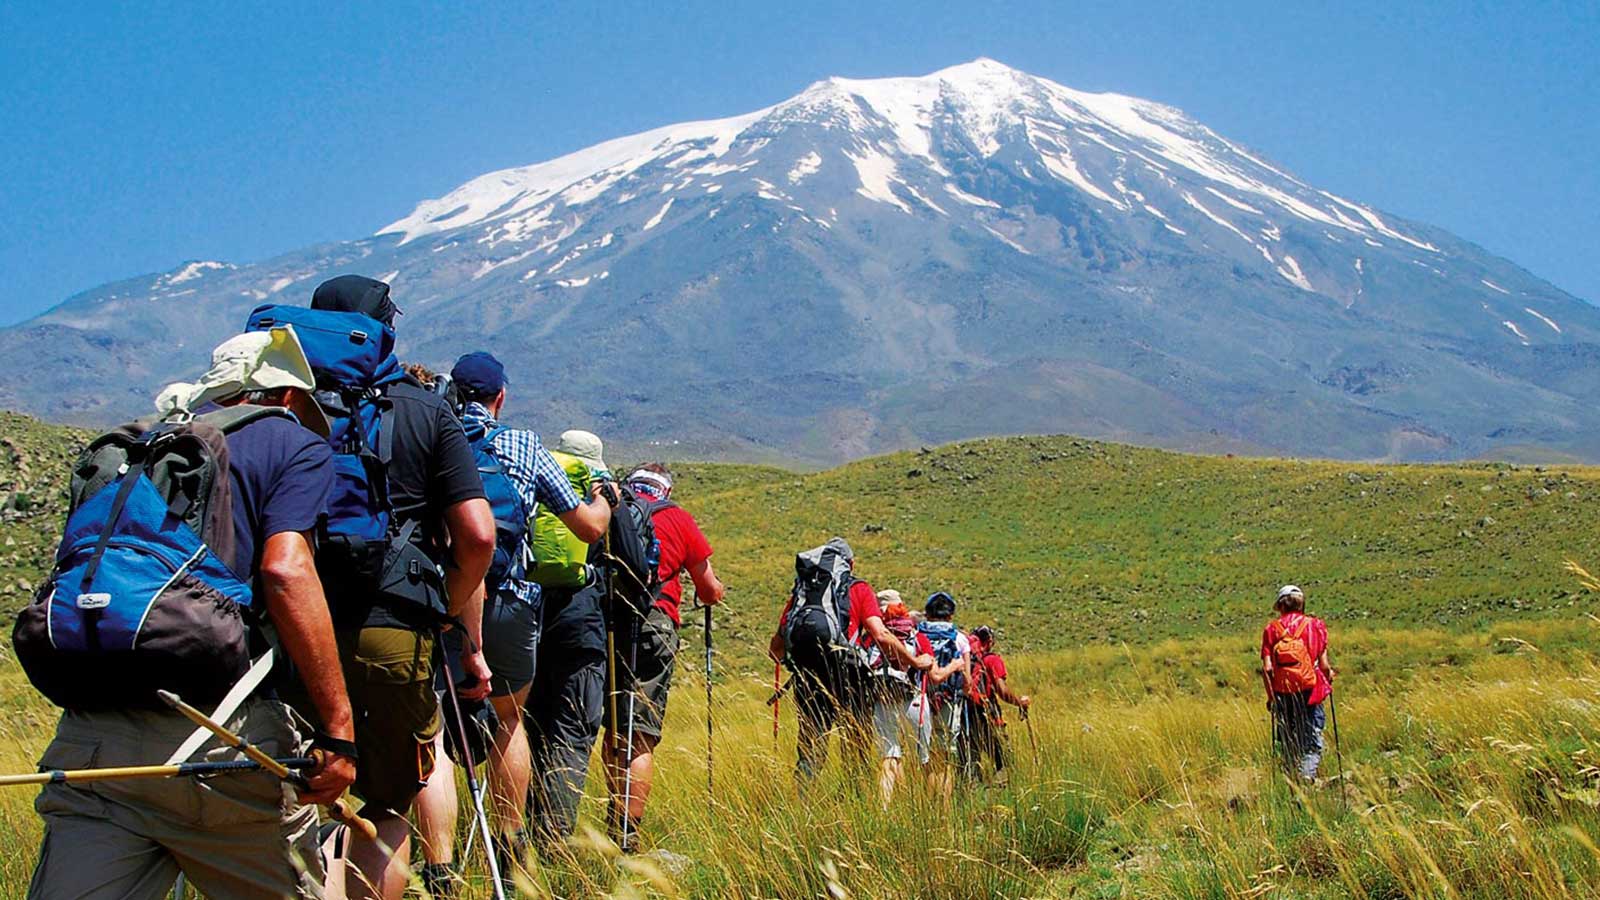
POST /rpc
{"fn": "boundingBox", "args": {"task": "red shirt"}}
[1260,613,1331,704]
[778,580,884,650]
[649,504,714,626]
[969,650,1008,701]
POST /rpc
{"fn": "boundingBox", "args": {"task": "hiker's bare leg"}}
[879,757,902,807]
[412,732,457,866]
[602,730,658,819]
[489,688,534,837]
[347,814,411,900]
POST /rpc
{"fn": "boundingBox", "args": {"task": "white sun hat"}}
[155,326,331,438]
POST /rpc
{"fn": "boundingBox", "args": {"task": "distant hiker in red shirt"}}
[965,625,1030,782]
[602,463,725,853]
[1260,585,1335,782]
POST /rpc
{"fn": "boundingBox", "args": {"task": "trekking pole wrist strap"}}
[311,732,360,761]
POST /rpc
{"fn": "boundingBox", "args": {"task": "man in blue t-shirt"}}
[28,328,357,900]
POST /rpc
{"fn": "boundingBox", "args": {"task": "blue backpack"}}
[917,620,967,700]
[461,419,530,598]
[13,406,287,710]
[245,305,406,587]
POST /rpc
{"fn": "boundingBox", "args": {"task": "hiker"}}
[18,328,356,899]
[525,430,614,848]
[867,590,935,806]
[909,591,971,797]
[413,353,612,892]
[1260,585,1335,783]
[602,463,725,853]
[251,276,498,900]
[964,625,1030,782]
[769,539,929,784]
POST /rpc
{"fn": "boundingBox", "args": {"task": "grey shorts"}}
[444,593,542,697]
[603,605,677,740]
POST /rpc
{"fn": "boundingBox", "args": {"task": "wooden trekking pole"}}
[157,690,377,840]
[0,757,313,787]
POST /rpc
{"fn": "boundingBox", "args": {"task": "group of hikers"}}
[765,539,1033,807]
[6,273,1338,899]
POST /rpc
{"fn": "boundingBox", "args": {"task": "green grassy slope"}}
[4,414,1600,898]
[667,436,1600,671]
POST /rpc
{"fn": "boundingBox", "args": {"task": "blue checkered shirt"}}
[461,402,582,605]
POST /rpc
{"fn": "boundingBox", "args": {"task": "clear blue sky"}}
[2,1,1595,325]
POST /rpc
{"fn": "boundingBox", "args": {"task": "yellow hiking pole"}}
[0,757,312,787]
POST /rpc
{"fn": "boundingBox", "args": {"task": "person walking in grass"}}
[770,540,927,785]
[526,430,615,850]
[602,464,726,853]
[909,591,971,798]
[964,625,1030,783]
[866,590,934,806]
[1260,585,1336,783]
[413,353,613,895]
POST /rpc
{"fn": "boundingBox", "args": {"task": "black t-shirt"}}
[224,414,335,582]
[340,380,486,629]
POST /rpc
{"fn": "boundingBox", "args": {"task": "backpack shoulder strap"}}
[195,404,293,434]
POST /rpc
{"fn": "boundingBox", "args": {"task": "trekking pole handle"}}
[157,691,378,841]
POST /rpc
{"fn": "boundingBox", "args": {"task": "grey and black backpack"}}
[781,538,868,678]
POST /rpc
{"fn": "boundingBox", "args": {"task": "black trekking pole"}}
[699,601,714,801]
[1019,705,1038,767]
[437,639,507,900]
[1328,690,1348,809]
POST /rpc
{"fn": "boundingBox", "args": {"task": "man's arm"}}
[862,615,929,670]
[1318,649,1335,682]
[259,530,355,805]
[442,497,495,699]
[556,487,611,543]
[993,675,1030,708]
[686,558,726,607]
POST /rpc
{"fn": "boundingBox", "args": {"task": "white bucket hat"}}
[554,429,609,478]
[1277,585,1304,600]
[155,326,332,438]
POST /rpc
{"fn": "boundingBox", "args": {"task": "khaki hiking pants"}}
[27,700,323,900]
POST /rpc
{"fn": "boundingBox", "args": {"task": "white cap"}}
[554,429,609,478]
[1277,585,1304,600]
[155,326,331,438]
[627,468,673,496]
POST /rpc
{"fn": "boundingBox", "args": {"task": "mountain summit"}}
[5,60,1597,462]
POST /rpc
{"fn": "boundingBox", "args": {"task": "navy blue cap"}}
[451,351,508,397]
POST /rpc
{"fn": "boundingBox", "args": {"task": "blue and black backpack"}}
[460,419,530,598]
[243,305,447,617]
[917,619,967,702]
[14,406,288,710]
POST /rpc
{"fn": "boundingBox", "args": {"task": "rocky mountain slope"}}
[4,59,1595,463]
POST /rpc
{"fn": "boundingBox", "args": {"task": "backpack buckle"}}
[349,330,369,345]
[408,559,420,578]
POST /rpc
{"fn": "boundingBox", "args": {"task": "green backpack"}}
[528,451,593,587]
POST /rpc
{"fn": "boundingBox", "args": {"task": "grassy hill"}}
[1,413,1599,897]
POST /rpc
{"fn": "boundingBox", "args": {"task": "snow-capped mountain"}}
[5,59,1597,463]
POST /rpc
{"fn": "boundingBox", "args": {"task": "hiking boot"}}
[418,862,458,899]
[492,831,530,894]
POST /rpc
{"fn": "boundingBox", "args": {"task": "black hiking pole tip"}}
[1328,691,1348,809]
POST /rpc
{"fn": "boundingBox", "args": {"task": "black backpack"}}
[598,484,663,617]
[782,539,867,676]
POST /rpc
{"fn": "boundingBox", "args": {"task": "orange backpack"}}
[1269,617,1318,694]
